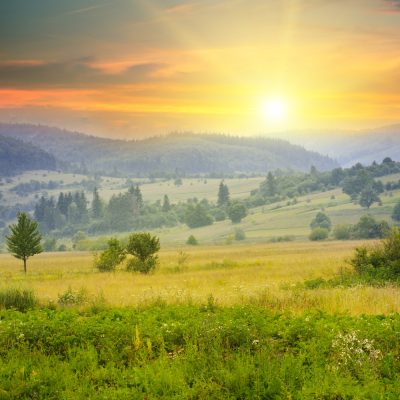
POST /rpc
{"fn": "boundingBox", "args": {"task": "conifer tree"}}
[6,212,42,273]
[91,187,104,219]
[217,181,230,207]
[162,194,171,212]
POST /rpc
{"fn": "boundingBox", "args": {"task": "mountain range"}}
[1,122,399,176]
[282,124,400,167]
[0,123,338,176]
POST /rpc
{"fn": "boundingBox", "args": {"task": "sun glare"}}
[261,98,288,123]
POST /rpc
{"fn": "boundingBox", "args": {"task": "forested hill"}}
[0,123,338,176]
[0,135,57,176]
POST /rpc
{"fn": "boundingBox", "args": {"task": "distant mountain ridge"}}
[282,124,400,167]
[0,123,338,176]
[0,134,57,176]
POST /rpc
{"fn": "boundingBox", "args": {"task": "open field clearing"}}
[1,241,399,315]
[1,170,264,207]
[151,185,400,245]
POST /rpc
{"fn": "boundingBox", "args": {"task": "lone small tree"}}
[126,232,160,273]
[6,212,42,273]
[359,186,380,209]
[228,201,247,224]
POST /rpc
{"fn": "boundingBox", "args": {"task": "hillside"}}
[285,124,400,167]
[0,124,338,175]
[0,135,57,176]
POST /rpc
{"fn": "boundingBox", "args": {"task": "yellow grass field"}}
[1,241,399,315]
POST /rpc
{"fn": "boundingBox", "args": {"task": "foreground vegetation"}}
[1,237,400,397]
[1,305,400,398]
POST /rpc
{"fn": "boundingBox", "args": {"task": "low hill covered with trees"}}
[0,123,338,176]
[0,135,57,176]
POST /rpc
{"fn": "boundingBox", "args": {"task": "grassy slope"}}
[0,170,264,207]
[155,180,400,246]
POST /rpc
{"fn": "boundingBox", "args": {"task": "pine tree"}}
[134,185,143,209]
[91,187,104,219]
[6,212,42,273]
[34,196,47,222]
[217,181,230,207]
[74,191,89,222]
[266,172,277,196]
[162,194,171,212]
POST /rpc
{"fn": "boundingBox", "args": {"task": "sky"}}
[0,0,399,138]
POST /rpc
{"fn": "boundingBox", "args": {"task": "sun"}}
[261,98,288,123]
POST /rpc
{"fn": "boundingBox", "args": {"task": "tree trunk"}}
[23,257,27,274]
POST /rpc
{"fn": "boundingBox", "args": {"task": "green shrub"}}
[234,228,246,241]
[186,235,198,245]
[94,238,126,272]
[350,228,400,280]
[126,232,160,274]
[309,227,329,241]
[352,215,389,239]
[333,224,352,240]
[227,201,247,223]
[0,288,37,312]
[126,257,157,274]
[58,244,67,252]
[58,287,88,306]
[310,212,332,231]
[213,208,227,222]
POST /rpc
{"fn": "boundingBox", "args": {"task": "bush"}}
[0,288,38,311]
[126,233,160,274]
[310,212,332,231]
[234,228,246,241]
[185,204,213,228]
[126,257,157,274]
[58,287,88,306]
[350,228,400,280]
[186,235,198,245]
[213,208,227,222]
[333,224,352,240]
[228,201,247,224]
[309,227,329,241]
[94,238,126,272]
[352,215,390,239]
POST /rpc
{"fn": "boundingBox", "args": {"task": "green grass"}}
[0,305,400,398]
[0,288,37,312]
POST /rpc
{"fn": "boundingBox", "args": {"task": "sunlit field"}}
[1,241,399,315]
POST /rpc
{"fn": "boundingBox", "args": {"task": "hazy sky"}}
[1,0,399,138]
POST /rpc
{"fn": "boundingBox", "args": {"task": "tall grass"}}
[0,288,37,311]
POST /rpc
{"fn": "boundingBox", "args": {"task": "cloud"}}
[0,59,167,88]
[382,0,400,11]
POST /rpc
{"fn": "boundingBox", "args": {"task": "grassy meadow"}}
[0,169,264,207]
[2,241,400,398]
[1,240,399,315]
